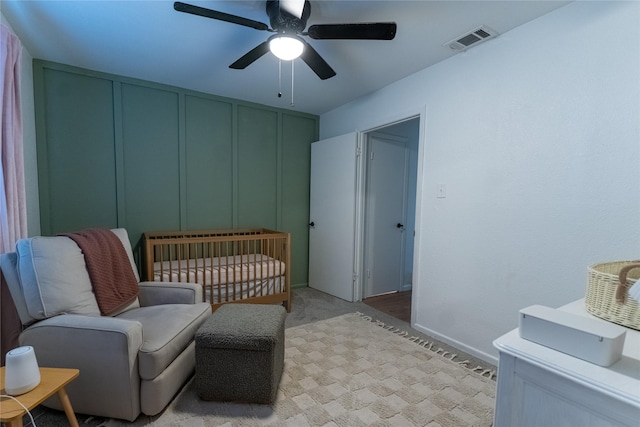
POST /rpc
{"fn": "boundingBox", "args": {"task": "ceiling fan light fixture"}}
[269,35,304,60]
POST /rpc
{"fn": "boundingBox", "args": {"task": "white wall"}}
[320,1,640,362]
[1,13,40,236]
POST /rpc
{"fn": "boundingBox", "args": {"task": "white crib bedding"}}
[152,253,285,286]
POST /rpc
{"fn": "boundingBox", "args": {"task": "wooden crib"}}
[143,228,291,312]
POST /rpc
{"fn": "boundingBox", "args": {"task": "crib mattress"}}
[153,254,285,286]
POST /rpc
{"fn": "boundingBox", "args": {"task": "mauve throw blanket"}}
[64,228,139,316]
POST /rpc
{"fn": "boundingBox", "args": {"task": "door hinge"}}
[356,146,362,157]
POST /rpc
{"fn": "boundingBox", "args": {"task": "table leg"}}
[56,387,79,427]
[5,416,23,427]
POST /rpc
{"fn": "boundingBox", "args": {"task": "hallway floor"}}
[363,290,412,323]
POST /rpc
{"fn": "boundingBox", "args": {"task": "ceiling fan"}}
[173,0,397,80]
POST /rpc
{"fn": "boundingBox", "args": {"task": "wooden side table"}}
[1,367,80,427]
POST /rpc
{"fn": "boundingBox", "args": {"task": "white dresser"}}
[493,299,640,427]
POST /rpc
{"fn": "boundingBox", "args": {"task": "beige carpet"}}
[104,312,496,427]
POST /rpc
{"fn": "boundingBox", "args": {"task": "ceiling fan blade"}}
[279,0,306,19]
[300,40,336,80]
[307,23,397,40]
[229,41,271,70]
[174,2,270,31]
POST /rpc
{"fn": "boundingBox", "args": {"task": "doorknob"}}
[309,221,315,227]
[397,223,404,229]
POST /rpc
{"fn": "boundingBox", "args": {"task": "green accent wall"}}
[237,106,278,228]
[33,60,317,286]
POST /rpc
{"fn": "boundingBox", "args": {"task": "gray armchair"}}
[0,228,211,421]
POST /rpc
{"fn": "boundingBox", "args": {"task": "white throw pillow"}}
[16,236,101,319]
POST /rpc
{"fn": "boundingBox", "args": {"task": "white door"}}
[308,133,358,302]
[363,134,408,298]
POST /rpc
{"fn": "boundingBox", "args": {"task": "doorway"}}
[363,132,408,298]
[362,118,419,322]
[307,114,421,324]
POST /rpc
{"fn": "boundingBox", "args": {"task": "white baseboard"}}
[412,322,499,366]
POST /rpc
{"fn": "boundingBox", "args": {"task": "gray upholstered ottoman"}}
[195,303,287,403]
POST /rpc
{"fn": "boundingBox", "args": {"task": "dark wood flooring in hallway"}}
[363,291,411,323]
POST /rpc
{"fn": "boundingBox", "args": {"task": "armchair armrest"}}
[19,314,143,421]
[137,281,203,306]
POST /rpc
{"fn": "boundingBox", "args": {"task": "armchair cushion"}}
[116,302,211,380]
[16,236,100,319]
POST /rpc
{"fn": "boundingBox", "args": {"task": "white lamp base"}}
[4,346,41,396]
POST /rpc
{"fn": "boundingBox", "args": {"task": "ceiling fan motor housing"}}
[267,0,310,34]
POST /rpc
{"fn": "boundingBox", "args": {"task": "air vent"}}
[445,26,498,51]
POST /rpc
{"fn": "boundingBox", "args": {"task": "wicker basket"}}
[585,261,640,330]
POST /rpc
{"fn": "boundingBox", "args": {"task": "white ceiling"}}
[2,0,571,115]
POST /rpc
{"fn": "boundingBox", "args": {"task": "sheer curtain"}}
[1,23,26,364]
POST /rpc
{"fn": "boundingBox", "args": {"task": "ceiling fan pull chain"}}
[278,59,282,98]
[291,59,295,107]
